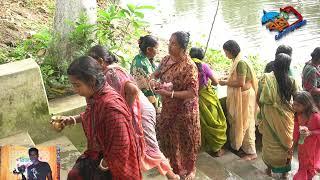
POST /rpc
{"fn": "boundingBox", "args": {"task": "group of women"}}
[54,30,320,180]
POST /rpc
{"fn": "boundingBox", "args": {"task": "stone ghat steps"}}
[0,133,241,179]
[4,132,319,180]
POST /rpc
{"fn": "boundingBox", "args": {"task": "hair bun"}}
[138,36,145,46]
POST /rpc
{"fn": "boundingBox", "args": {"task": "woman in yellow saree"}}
[219,40,258,160]
[189,47,227,156]
[257,53,297,179]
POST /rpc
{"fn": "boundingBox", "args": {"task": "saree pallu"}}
[258,73,294,173]
[104,65,145,158]
[199,85,227,152]
[226,55,258,153]
[139,93,172,175]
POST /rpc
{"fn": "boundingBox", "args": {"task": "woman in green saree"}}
[257,53,297,179]
[189,47,227,156]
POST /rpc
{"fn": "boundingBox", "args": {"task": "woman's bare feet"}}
[265,167,272,177]
[185,169,196,180]
[281,172,289,180]
[241,153,257,161]
[213,149,225,157]
[166,170,180,179]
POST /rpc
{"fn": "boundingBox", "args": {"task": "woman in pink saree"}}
[88,45,179,179]
[292,91,320,180]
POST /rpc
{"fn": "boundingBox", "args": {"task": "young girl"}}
[62,56,141,179]
[292,91,320,180]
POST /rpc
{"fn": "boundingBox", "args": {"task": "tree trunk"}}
[53,0,97,65]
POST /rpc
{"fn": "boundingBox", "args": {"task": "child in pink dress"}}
[292,91,320,180]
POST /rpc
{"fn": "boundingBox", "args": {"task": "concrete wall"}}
[0,59,58,144]
[0,59,87,151]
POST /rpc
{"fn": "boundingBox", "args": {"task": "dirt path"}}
[0,0,54,48]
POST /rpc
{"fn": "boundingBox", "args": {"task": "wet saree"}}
[258,72,295,173]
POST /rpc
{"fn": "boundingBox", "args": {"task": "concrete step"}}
[214,150,273,180]
[144,152,242,180]
[49,94,86,116]
[37,136,81,180]
[48,94,88,152]
[253,150,320,180]
[143,167,213,180]
[0,132,35,146]
[196,152,242,179]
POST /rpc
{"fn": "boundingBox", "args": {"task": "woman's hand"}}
[299,126,312,138]
[60,116,76,126]
[50,116,75,132]
[300,128,312,137]
[219,80,228,86]
[149,79,161,90]
[154,89,171,97]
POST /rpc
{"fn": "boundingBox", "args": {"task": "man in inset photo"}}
[27,147,53,180]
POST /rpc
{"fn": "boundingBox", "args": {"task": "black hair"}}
[273,53,294,103]
[275,45,293,57]
[189,47,205,60]
[311,47,320,64]
[67,56,106,89]
[293,91,319,119]
[172,31,190,51]
[189,47,205,84]
[138,35,158,54]
[88,45,118,64]
[28,147,39,155]
[223,40,241,58]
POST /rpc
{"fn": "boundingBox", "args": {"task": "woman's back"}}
[259,72,296,106]
[198,62,214,87]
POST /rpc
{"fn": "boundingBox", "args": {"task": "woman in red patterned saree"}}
[153,31,200,180]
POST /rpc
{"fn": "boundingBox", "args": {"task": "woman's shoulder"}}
[303,63,317,72]
[158,55,171,65]
[101,86,129,108]
[162,55,171,61]
[260,72,274,82]
[133,53,147,64]
[186,56,198,69]
[311,112,320,119]
[236,60,247,68]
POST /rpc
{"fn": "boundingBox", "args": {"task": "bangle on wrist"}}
[99,159,109,171]
[171,90,174,98]
[70,116,77,126]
